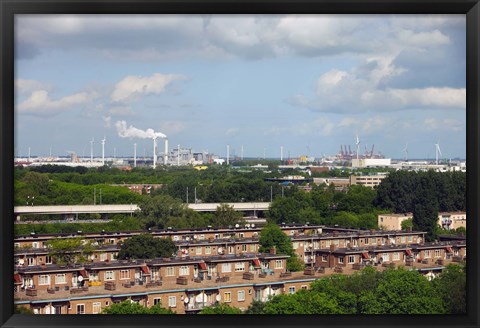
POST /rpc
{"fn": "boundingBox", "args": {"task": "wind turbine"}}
[355,135,360,160]
[101,137,106,166]
[402,143,408,161]
[435,143,442,165]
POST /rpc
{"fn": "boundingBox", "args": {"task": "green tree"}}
[244,300,266,314]
[286,256,305,272]
[263,290,346,314]
[400,217,413,230]
[117,234,177,260]
[358,267,446,314]
[432,264,466,314]
[101,300,175,314]
[198,303,243,314]
[45,237,95,265]
[258,223,294,256]
[211,203,244,228]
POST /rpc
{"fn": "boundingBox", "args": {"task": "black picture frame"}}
[1,1,479,327]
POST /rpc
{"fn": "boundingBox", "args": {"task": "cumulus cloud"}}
[17,90,98,116]
[15,79,53,96]
[424,118,464,131]
[111,73,187,103]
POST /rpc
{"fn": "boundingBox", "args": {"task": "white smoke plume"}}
[115,120,167,139]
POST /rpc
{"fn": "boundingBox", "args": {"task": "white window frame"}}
[372,237,376,245]
[382,253,390,262]
[179,266,189,276]
[274,260,283,269]
[434,249,441,258]
[120,270,130,280]
[166,267,175,276]
[408,236,413,242]
[235,262,245,272]
[205,246,211,255]
[168,296,176,308]
[153,298,162,306]
[288,286,296,294]
[424,250,431,258]
[338,256,344,264]
[196,246,202,255]
[222,263,232,273]
[250,244,255,252]
[322,255,328,262]
[100,253,107,262]
[55,274,67,284]
[348,255,355,264]
[38,274,50,286]
[45,256,52,264]
[392,252,400,261]
[242,245,247,252]
[224,292,232,303]
[76,304,85,315]
[104,271,115,281]
[27,257,35,266]
[238,290,245,302]
[92,302,101,314]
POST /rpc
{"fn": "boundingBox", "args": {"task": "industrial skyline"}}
[15,14,466,159]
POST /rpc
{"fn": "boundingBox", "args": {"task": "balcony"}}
[25,288,37,296]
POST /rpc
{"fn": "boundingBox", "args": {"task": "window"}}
[153,298,162,306]
[179,266,189,276]
[392,252,400,261]
[104,271,115,280]
[424,250,431,258]
[239,233,244,238]
[166,267,175,276]
[233,262,245,272]
[382,253,390,262]
[325,240,331,247]
[120,270,130,280]
[39,275,50,285]
[434,249,441,258]
[14,243,20,249]
[334,239,339,246]
[289,286,296,294]
[348,255,355,264]
[401,236,406,243]
[45,256,52,264]
[364,238,369,245]
[338,256,344,264]
[168,296,176,308]
[238,290,245,302]
[205,246,211,255]
[100,253,107,261]
[274,260,283,269]
[200,234,205,240]
[196,247,202,255]
[224,292,232,303]
[242,245,247,252]
[222,263,232,273]
[408,236,412,242]
[322,255,328,262]
[92,302,101,314]
[301,285,308,290]
[27,257,34,266]
[372,237,376,245]
[32,242,38,248]
[228,246,234,254]
[250,244,255,252]
[55,274,66,284]
[248,289,252,295]
[76,304,85,314]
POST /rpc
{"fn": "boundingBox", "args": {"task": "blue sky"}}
[14,14,466,160]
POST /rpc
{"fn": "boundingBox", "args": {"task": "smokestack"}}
[280,146,283,161]
[152,137,157,169]
[227,145,230,165]
[134,143,137,168]
[164,138,169,165]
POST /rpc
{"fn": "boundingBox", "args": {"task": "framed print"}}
[1,1,479,328]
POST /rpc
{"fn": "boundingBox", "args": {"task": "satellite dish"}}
[235,224,239,228]
[18,259,24,265]
[184,297,189,303]
[78,276,84,282]
[186,237,190,241]
[215,294,221,302]
[251,224,255,228]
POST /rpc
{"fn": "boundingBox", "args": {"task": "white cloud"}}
[111,73,187,102]
[103,115,111,128]
[17,90,98,116]
[108,106,135,116]
[424,118,464,131]
[15,79,53,96]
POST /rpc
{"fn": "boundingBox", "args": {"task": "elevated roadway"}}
[187,202,270,212]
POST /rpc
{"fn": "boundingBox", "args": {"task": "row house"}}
[315,240,466,270]
[14,253,290,298]
[15,275,316,315]
[13,224,339,249]
[292,230,426,265]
